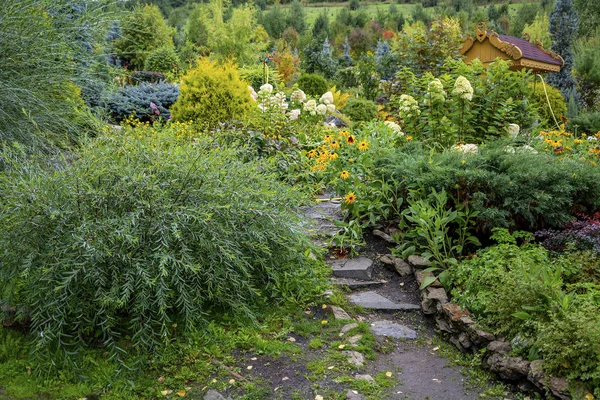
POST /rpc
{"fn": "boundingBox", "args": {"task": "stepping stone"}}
[408,254,430,268]
[354,374,375,383]
[329,305,352,320]
[348,291,420,311]
[331,278,385,289]
[346,390,365,400]
[340,323,359,336]
[342,350,365,367]
[204,390,233,400]
[329,257,373,280]
[348,334,362,345]
[370,320,417,340]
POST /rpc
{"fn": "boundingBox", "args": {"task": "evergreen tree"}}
[286,0,307,34]
[312,11,330,41]
[574,0,600,37]
[547,0,579,98]
[375,39,390,63]
[343,36,353,66]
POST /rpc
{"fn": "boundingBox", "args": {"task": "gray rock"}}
[348,334,363,345]
[487,341,512,355]
[354,374,375,383]
[331,278,385,289]
[380,254,413,276]
[349,291,420,311]
[346,389,366,400]
[468,328,495,346]
[527,360,571,400]
[486,353,530,381]
[329,257,373,280]
[370,320,417,339]
[342,350,365,367]
[330,305,352,320]
[325,115,347,128]
[373,229,395,243]
[408,255,430,267]
[415,269,442,288]
[340,323,359,336]
[435,316,454,333]
[204,390,232,400]
[421,287,449,314]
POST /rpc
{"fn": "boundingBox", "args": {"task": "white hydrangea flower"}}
[384,121,404,136]
[427,78,446,103]
[303,99,317,116]
[506,124,520,137]
[454,143,478,153]
[289,109,301,121]
[398,94,421,119]
[259,83,273,94]
[291,89,306,103]
[452,76,474,101]
[316,103,327,116]
[319,91,334,105]
[326,104,336,114]
[248,86,258,101]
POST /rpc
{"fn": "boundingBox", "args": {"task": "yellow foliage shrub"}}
[329,86,351,110]
[171,58,252,129]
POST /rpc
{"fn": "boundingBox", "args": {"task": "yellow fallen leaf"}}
[287,337,296,342]
[315,396,324,400]
[211,379,217,383]
[229,379,235,384]
[338,344,345,349]
[322,304,328,309]
[247,365,253,370]
[176,390,186,397]
[386,371,392,377]
[161,390,173,396]
[321,320,328,325]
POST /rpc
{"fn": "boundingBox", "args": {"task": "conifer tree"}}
[546,0,579,98]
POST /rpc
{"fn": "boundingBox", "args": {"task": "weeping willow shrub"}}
[0,124,327,369]
[0,0,107,156]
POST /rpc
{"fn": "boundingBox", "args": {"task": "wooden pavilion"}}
[460,22,564,73]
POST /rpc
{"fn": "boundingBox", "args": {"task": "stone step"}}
[348,291,420,311]
[370,320,417,339]
[328,256,373,280]
[331,278,386,290]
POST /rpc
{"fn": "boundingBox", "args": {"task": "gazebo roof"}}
[460,22,564,73]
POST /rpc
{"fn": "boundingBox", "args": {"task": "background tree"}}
[115,4,174,70]
[546,0,579,99]
[522,12,550,47]
[286,0,307,34]
[312,11,331,41]
[573,0,600,38]
[259,4,287,38]
[509,2,539,37]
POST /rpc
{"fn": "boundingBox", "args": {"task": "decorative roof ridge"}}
[533,39,565,65]
[460,22,522,60]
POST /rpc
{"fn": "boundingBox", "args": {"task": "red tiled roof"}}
[497,34,563,66]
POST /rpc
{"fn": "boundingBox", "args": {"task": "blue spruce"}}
[343,36,353,66]
[546,0,579,100]
[375,39,390,63]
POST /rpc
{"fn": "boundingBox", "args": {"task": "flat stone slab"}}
[370,320,418,340]
[329,257,373,280]
[329,305,352,320]
[349,291,420,311]
[331,278,385,289]
[342,350,365,367]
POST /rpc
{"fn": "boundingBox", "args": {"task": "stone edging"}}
[402,255,571,400]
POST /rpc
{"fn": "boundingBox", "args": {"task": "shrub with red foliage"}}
[535,213,600,254]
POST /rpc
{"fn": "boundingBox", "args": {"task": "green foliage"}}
[522,12,550,48]
[574,32,600,110]
[0,0,104,154]
[287,0,307,34]
[398,188,480,283]
[312,11,330,41]
[343,98,378,123]
[547,0,579,98]
[144,46,181,73]
[0,125,326,368]
[509,2,539,37]
[297,73,329,97]
[567,111,600,134]
[171,59,252,128]
[574,0,600,37]
[449,231,600,392]
[115,4,174,70]
[259,4,287,38]
[529,80,567,127]
[379,140,600,232]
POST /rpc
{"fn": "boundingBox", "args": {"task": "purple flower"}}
[150,102,158,110]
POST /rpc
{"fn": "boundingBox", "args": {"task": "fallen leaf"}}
[211,379,217,384]
[322,304,328,309]
[287,337,296,342]
[250,357,257,361]
[426,340,433,345]
[321,320,328,325]
[247,365,253,370]
[161,390,173,396]
[385,371,392,377]
[399,282,404,286]
[315,396,324,400]
[433,347,439,351]
[282,377,289,381]
[338,344,345,349]
[432,378,440,382]
[176,390,186,397]
[228,379,235,384]
[327,366,335,370]
[304,310,311,314]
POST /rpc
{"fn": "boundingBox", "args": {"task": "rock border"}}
[402,255,571,400]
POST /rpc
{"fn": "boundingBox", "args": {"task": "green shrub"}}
[567,111,600,134]
[144,46,180,73]
[0,126,326,366]
[343,98,378,122]
[114,4,174,70]
[171,59,252,129]
[296,73,329,97]
[528,81,567,127]
[378,140,600,232]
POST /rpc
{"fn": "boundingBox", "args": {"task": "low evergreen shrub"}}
[0,127,326,366]
[343,98,378,122]
[171,59,252,129]
[528,81,567,127]
[131,71,167,84]
[143,46,180,73]
[105,82,179,123]
[378,140,600,232]
[296,73,329,97]
[567,111,600,134]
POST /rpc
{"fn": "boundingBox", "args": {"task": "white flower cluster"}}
[319,91,334,105]
[248,86,258,101]
[303,99,318,116]
[384,121,404,136]
[505,145,537,154]
[289,109,301,121]
[254,84,289,113]
[452,76,474,101]
[427,79,446,103]
[398,94,420,119]
[291,89,307,103]
[454,143,478,153]
[506,124,520,138]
